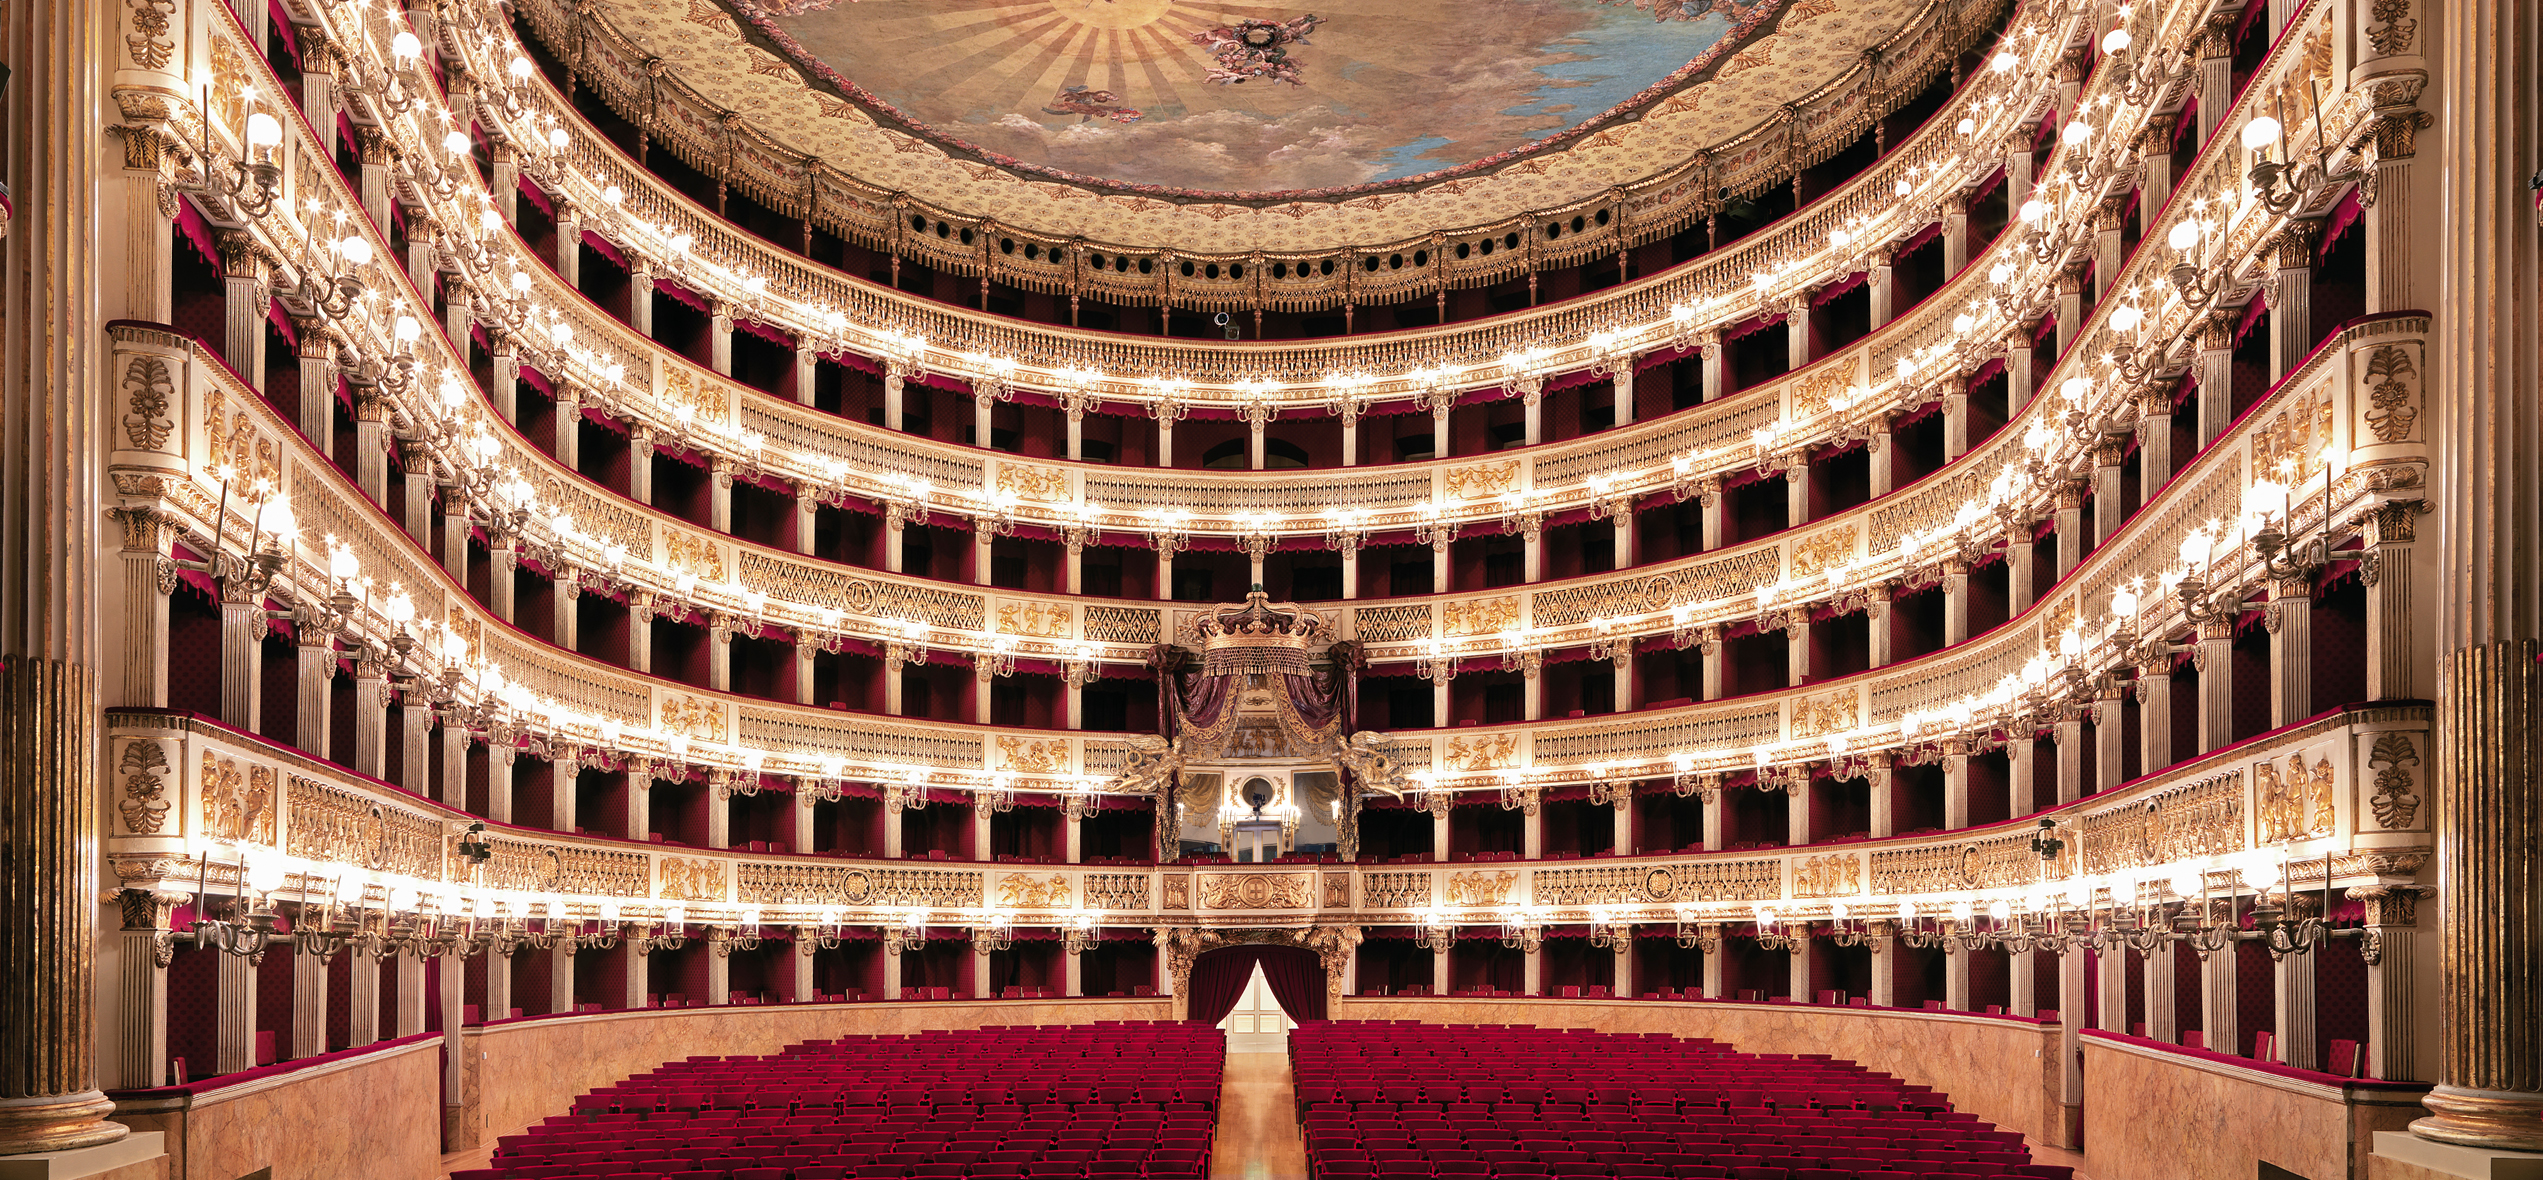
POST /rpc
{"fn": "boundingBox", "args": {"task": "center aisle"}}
[1212,1052,1310,1179]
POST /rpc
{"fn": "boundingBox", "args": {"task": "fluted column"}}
[2142,938,2179,1046]
[2006,527,2037,614]
[2268,223,2321,381]
[2267,578,2314,727]
[1867,424,1893,497]
[2055,947,2086,1113]
[1864,758,1898,838]
[215,947,256,1075]
[553,574,581,651]
[2093,690,2125,794]
[1942,941,1973,1012]
[218,230,268,389]
[555,203,583,287]
[347,951,381,1050]
[2200,901,2240,1055]
[2096,946,2128,1033]
[2362,503,2421,701]
[489,345,519,426]
[297,628,335,761]
[116,130,175,326]
[1942,389,1969,461]
[1786,939,1814,1004]
[2417,0,2543,1136]
[2008,948,2037,1018]
[2137,661,2174,775]
[487,743,516,825]
[1697,334,1725,403]
[1941,563,1970,646]
[2053,484,2085,578]
[356,129,395,257]
[1866,928,1897,1008]
[109,892,181,1091]
[1699,628,1724,702]
[2274,893,2321,1070]
[794,640,819,706]
[2195,311,2237,448]
[2052,714,2084,805]
[2136,122,2175,230]
[2353,886,2430,1083]
[549,751,578,834]
[2091,445,2125,548]
[297,325,338,458]
[2008,734,2038,818]
[400,700,431,794]
[1941,195,1970,277]
[1866,251,1895,326]
[2195,17,2234,143]
[113,509,174,709]
[2003,326,2036,413]
[1940,747,1969,829]
[628,426,655,506]
[292,943,331,1060]
[629,266,655,337]
[2054,268,2087,359]
[219,577,264,732]
[440,720,469,809]
[2003,127,2036,218]
[2195,621,2235,753]
[353,381,390,505]
[710,303,735,376]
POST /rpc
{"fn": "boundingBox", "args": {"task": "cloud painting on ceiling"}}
[721,0,1796,197]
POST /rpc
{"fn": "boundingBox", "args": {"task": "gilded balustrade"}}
[103,702,2431,930]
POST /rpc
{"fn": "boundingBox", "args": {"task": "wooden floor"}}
[1211,1051,1309,1179]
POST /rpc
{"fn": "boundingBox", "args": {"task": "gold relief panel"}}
[1323,874,1350,909]
[664,530,726,583]
[1198,872,1315,910]
[995,601,1072,638]
[1442,597,1520,638]
[117,739,173,835]
[2251,387,2335,482]
[996,736,1068,775]
[660,693,727,742]
[2357,340,2423,445]
[1443,733,1520,772]
[1791,852,1862,898]
[658,856,729,902]
[1362,870,1432,910]
[2081,769,2246,875]
[203,388,279,490]
[1788,690,1858,741]
[995,873,1072,909]
[662,367,728,426]
[1443,461,1521,502]
[1161,874,1191,911]
[1789,526,1856,580]
[1441,870,1518,908]
[2360,730,2425,831]
[1083,873,1150,910]
[1793,364,1857,419]
[2255,751,2338,844]
[446,610,482,663]
[200,751,275,845]
[994,464,1072,503]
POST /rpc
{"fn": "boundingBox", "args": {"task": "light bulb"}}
[444,131,472,157]
[2018,199,2046,224]
[2111,586,2139,617]
[391,31,422,61]
[2101,27,2130,53]
[2177,531,2210,571]
[512,270,532,293]
[2240,116,2283,151]
[2109,305,2142,333]
[1991,51,2017,72]
[509,55,534,80]
[2062,121,2090,146]
[2168,219,2203,252]
[2171,867,2204,898]
[337,236,373,267]
[329,545,361,580]
[547,127,568,149]
[245,112,283,149]
[394,315,421,344]
[260,499,296,541]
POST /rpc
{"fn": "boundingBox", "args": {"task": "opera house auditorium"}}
[0,0,2532,1175]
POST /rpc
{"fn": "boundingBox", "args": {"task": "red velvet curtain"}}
[1186,946,1328,1025]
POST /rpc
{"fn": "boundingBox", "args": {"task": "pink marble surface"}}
[111,1036,444,1180]
[456,998,1172,1153]
[2081,1036,2428,1180]
[1335,999,2067,1146]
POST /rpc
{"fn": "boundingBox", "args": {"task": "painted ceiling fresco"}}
[725,0,1797,196]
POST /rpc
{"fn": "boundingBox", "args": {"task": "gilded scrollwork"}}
[2365,731,2424,830]
[121,356,176,451]
[117,740,172,834]
[1198,872,1314,910]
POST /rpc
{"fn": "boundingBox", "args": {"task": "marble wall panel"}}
[2082,1034,2430,1180]
[109,1037,444,1180]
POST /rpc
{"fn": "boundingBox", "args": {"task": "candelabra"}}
[178,89,283,218]
[885,910,931,954]
[1673,911,1718,953]
[2162,217,2232,310]
[2243,473,2336,579]
[1064,912,1097,956]
[2243,106,2361,218]
[183,850,282,960]
[1587,911,1625,951]
[1413,505,1459,551]
[799,909,846,953]
[1825,904,1872,948]
[975,637,1018,682]
[1323,509,1368,558]
[632,907,691,954]
[1753,908,1805,953]
[971,911,1015,955]
[712,912,766,955]
[1063,643,1100,688]
[1419,639,1459,687]
[1419,912,1455,955]
[1498,909,1543,954]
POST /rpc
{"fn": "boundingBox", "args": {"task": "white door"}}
[1218,961,1297,1052]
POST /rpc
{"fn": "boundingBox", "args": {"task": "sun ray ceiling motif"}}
[539,0,1955,250]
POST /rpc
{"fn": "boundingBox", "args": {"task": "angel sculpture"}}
[1333,730,1409,798]
[1109,733,1186,797]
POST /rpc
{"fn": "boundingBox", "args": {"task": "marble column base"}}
[0,1132,165,1180]
[2374,1131,2545,1180]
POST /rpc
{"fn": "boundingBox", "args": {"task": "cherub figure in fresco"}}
[1190,15,1324,86]
[1042,85,1144,124]
[748,0,846,14]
